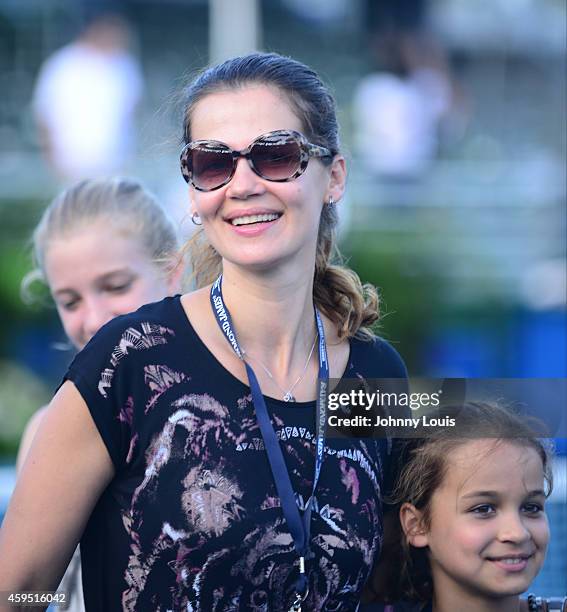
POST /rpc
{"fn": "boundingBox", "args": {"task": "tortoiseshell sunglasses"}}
[180,129,332,192]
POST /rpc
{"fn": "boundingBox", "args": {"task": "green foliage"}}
[0,199,53,348]
[342,231,445,371]
[342,229,517,374]
[0,244,33,314]
[0,360,51,459]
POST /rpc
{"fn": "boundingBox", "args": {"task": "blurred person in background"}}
[32,12,144,182]
[0,52,406,611]
[15,176,182,612]
[352,35,453,180]
[353,0,466,180]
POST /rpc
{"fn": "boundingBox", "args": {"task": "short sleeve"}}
[355,336,409,500]
[59,315,139,471]
[367,337,408,379]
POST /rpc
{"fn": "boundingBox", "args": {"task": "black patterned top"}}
[63,296,407,612]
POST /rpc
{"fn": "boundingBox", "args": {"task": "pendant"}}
[288,593,302,612]
[283,392,296,402]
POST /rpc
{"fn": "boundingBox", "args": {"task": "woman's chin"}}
[223,253,315,280]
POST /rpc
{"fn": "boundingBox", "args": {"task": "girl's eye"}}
[106,282,132,294]
[470,504,496,516]
[61,298,80,311]
[523,503,544,515]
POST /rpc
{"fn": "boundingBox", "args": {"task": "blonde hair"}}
[22,177,179,302]
[181,52,379,340]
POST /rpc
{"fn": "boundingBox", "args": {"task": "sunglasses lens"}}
[191,144,233,190]
[251,138,302,181]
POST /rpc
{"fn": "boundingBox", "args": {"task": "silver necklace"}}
[242,333,318,402]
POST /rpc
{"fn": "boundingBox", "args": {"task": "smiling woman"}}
[0,54,407,612]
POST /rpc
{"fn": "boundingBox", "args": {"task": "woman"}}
[15,177,181,611]
[0,53,406,611]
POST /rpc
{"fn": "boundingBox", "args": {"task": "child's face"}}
[423,440,549,603]
[45,222,177,349]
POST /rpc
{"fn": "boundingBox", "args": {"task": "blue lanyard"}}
[210,274,329,600]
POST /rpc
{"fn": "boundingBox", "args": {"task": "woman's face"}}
[188,85,345,275]
[44,222,178,349]
[412,440,549,604]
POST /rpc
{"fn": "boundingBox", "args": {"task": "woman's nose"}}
[225,157,265,199]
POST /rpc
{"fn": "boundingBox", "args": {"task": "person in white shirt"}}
[32,13,143,182]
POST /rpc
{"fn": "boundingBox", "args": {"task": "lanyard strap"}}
[210,275,328,590]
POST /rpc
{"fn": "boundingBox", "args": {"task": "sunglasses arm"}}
[306,143,332,158]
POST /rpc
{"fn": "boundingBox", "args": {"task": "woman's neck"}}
[220,263,318,379]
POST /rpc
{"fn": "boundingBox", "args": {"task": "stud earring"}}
[327,196,335,206]
[191,211,202,225]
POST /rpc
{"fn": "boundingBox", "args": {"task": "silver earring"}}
[327,196,335,206]
[191,211,202,225]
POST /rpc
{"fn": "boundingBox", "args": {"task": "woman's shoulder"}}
[62,296,187,415]
[105,294,182,333]
[350,333,408,379]
[66,295,185,390]
[82,295,183,355]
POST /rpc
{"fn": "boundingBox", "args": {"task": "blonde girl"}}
[16,177,181,611]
